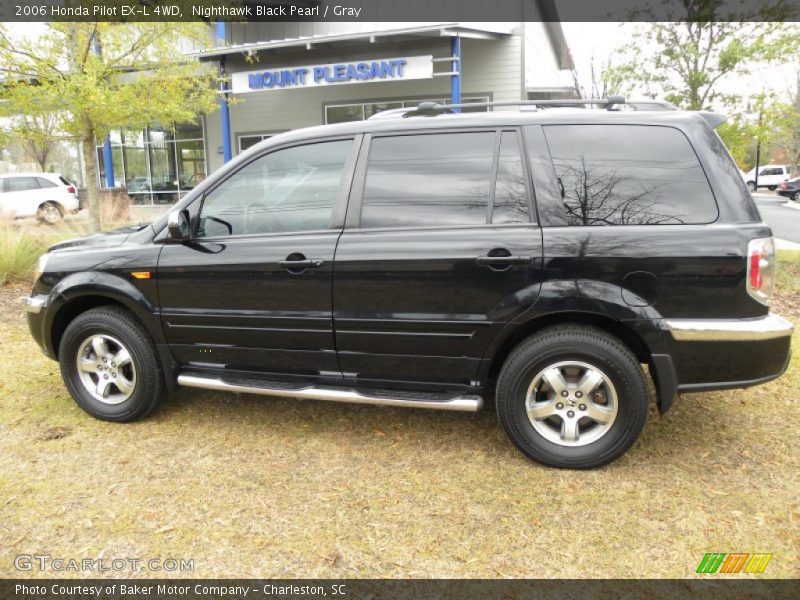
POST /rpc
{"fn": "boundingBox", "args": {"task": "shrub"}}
[0,220,54,285]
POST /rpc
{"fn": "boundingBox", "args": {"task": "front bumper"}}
[664,313,793,393]
[25,295,47,314]
[25,294,54,359]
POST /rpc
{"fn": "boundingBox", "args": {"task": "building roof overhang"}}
[186,23,514,61]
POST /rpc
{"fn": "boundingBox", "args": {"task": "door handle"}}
[278,258,324,269]
[476,255,532,266]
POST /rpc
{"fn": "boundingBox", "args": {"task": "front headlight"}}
[33,253,50,283]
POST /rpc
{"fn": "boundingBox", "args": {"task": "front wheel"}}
[58,306,165,422]
[791,191,799,202]
[496,325,649,469]
[746,181,757,192]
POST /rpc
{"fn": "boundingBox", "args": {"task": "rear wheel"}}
[768,185,777,191]
[496,325,649,469]
[37,201,63,224]
[58,306,164,422]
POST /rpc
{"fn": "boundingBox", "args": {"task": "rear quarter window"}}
[543,124,718,226]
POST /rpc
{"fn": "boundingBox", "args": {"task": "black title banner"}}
[2,579,800,600]
[1,0,799,22]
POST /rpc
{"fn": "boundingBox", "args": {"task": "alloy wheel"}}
[75,334,136,404]
[525,360,618,447]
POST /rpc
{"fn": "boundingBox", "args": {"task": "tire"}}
[746,181,756,192]
[58,306,165,422]
[791,192,799,202]
[496,325,649,469]
[768,186,777,191]
[37,201,63,224]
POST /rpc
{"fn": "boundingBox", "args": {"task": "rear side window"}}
[37,177,57,189]
[5,177,40,192]
[360,131,533,228]
[543,125,718,226]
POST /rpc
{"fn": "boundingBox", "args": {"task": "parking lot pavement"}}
[752,191,800,247]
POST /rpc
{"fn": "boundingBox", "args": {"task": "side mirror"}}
[167,209,190,242]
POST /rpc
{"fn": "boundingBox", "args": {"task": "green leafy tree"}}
[0,81,64,172]
[604,2,792,110]
[715,92,778,170]
[769,71,800,175]
[0,22,219,228]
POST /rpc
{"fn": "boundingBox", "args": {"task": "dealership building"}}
[88,11,575,209]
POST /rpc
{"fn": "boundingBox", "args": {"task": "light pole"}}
[754,97,763,191]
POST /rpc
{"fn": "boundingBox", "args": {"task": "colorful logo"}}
[696,553,773,574]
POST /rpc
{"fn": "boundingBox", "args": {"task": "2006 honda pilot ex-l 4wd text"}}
[25,98,793,468]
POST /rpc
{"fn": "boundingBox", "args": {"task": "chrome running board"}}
[177,374,483,412]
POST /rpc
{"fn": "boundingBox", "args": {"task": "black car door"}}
[332,129,543,389]
[157,136,359,381]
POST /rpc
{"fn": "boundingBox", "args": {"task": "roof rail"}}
[367,97,679,120]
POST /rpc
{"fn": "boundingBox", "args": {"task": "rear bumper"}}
[663,313,793,394]
[666,314,793,342]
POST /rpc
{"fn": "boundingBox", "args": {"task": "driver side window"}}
[197,139,352,237]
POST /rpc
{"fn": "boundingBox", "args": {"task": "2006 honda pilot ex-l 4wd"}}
[26,99,793,468]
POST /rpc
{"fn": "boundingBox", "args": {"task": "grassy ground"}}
[0,255,797,579]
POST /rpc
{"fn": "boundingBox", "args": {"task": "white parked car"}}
[742,164,791,192]
[0,173,80,223]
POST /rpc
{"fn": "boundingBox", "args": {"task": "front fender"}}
[42,271,166,356]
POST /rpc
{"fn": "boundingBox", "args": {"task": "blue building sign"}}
[231,55,433,94]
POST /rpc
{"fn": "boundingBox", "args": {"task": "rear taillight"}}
[747,237,776,306]
[66,186,76,194]
[779,182,787,189]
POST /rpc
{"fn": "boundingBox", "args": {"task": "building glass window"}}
[326,104,364,124]
[238,133,277,153]
[96,119,206,206]
[324,96,489,124]
[122,131,150,196]
[96,145,124,188]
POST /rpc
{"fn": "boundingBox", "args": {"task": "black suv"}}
[26,99,793,468]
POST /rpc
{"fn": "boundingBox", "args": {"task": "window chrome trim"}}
[666,314,793,342]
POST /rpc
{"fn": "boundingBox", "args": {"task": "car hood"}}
[48,224,149,253]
